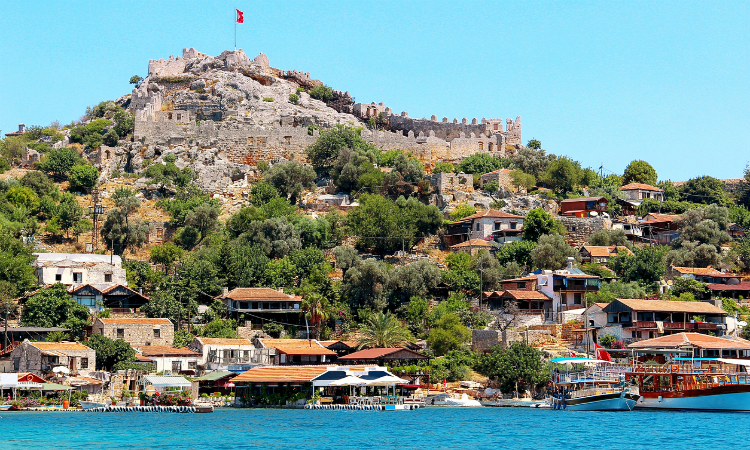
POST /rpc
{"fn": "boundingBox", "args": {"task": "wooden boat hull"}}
[553,392,639,411]
[636,386,750,411]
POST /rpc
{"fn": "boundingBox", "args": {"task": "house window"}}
[176,114,182,121]
[608,313,619,324]
[73,272,82,283]
[104,273,112,283]
[188,361,197,369]
[81,358,88,368]
[475,223,480,231]
[172,361,181,372]
[117,328,124,339]
[517,282,526,289]
[493,222,501,231]
[55,274,62,281]
[153,328,161,338]
[510,221,517,230]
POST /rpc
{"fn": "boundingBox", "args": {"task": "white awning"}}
[329,376,367,386]
[716,358,750,366]
[0,373,17,388]
[141,375,192,388]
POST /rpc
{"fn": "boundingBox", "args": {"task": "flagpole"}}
[234,10,237,51]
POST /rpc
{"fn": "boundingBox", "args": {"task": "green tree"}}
[523,208,564,242]
[301,293,330,339]
[484,180,500,194]
[21,284,90,338]
[343,258,391,311]
[456,153,509,175]
[585,280,647,304]
[86,334,136,370]
[37,147,84,177]
[149,242,184,273]
[100,208,150,255]
[5,186,39,210]
[678,176,732,206]
[609,246,668,286]
[356,311,414,349]
[510,170,536,191]
[306,126,378,176]
[622,160,658,186]
[450,204,477,221]
[264,161,316,204]
[432,162,454,174]
[20,171,55,196]
[588,229,630,247]
[333,245,360,277]
[387,259,442,304]
[530,234,579,270]
[250,180,279,205]
[540,156,582,194]
[671,277,710,299]
[442,252,480,294]
[403,296,429,336]
[426,313,471,356]
[265,258,297,288]
[129,75,143,87]
[68,164,99,192]
[510,147,552,178]
[309,85,334,102]
[58,194,84,237]
[195,319,240,339]
[184,202,220,243]
[667,205,731,268]
[477,342,547,394]
[238,217,301,259]
[495,240,536,270]
[113,110,135,137]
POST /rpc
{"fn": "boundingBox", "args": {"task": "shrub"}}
[309,85,334,102]
[163,154,177,164]
[296,87,304,94]
[288,94,299,105]
[68,165,100,192]
[262,97,274,102]
[103,128,119,147]
[0,158,10,174]
[262,322,284,338]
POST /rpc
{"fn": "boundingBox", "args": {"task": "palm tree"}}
[356,311,414,349]
[301,293,330,339]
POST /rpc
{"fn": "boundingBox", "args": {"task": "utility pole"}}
[91,189,104,252]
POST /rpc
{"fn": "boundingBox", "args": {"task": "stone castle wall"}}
[560,216,612,246]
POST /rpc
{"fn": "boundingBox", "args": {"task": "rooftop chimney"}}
[566,257,575,271]
[278,287,284,293]
[222,287,229,296]
[18,123,25,133]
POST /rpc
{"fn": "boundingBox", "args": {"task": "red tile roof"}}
[450,239,494,248]
[581,245,633,258]
[337,347,428,360]
[628,333,750,350]
[501,290,551,301]
[500,276,537,283]
[672,267,725,276]
[98,318,172,325]
[560,197,608,203]
[139,346,200,357]
[707,282,750,291]
[458,209,524,221]
[31,342,93,352]
[198,338,253,346]
[258,339,336,356]
[605,299,726,314]
[231,366,328,383]
[218,287,300,301]
[620,183,663,192]
[483,168,512,175]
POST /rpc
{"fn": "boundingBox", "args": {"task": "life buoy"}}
[636,366,644,373]
[671,365,679,373]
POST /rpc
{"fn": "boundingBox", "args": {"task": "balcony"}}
[627,321,719,331]
[556,285,599,292]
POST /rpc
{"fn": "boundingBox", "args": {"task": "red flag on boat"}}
[594,343,611,362]
[236,9,244,23]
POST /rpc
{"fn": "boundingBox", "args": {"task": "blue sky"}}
[1,1,748,181]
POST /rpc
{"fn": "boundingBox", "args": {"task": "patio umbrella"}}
[329,376,366,386]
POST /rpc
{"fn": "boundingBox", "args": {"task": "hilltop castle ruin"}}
[119,48,521,188]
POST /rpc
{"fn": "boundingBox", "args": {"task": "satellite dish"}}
[52,366,70,374]
[590,211,599,217]
[739,321,747,327]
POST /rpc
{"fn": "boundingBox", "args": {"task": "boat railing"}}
[568,387,621,399]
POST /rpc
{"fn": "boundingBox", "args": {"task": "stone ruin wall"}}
[131,48,522,173]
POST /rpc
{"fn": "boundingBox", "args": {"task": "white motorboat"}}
[79,400,106,410]
[430,393,482,407]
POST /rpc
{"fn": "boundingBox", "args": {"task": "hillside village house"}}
[560,197,609,218]
[10,341,95,375]
[257,339,336,365]
[91,318,174,347]
[620,183,664,202]
[628,332,750,360]
[483,276,550,318]
[639,213,681,245]
[449,238,495,255]
[479,168,513,190]
[602,299,728,342]
[190,337,273,371]
[136,345,201,374]
[68,284,149,312]
[536,263,601,323]
[218,288,303,328]
[579,245,633,264]
[33,253,127,287]
[444,209,524,246]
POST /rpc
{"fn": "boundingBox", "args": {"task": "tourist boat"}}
[0,404,12,411]
[79,400,106,410]
[550,357,639,411]
[428,392,482,407]
[625,360,750,411]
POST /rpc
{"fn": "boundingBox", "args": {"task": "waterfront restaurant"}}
[628,332,750,362]
[337,348,429,366]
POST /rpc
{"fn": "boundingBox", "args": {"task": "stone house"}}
[620,183,664,202]
[10,340,95,375]
[218,288,303,329]
[579,245,633,264]
[444,209,524,246]
[449,238,495,255]
[560,197,609,218]
[639,213,681,245]
[256,339,336,365]
[190,337,273,370]
[91,318,174,347]
[479,168,513,190]
[424,172,473,195]
[135,345,201,374]
[33,253,127,287]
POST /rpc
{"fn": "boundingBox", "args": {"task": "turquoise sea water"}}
[2,407,746,450]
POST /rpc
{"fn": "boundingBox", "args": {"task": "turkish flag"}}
[594,343,611,362]
[236,9,244,23]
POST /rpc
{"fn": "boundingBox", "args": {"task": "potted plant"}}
[110,396,117,406]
